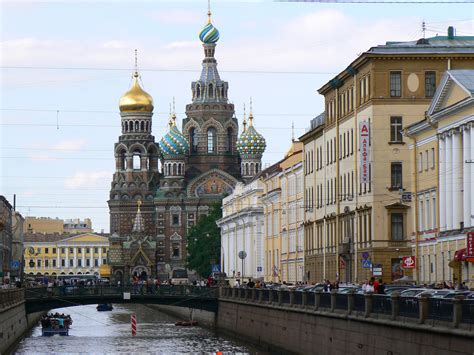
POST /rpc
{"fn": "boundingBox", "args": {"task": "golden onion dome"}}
[119,72,154,112]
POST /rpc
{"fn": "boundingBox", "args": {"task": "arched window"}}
[129,121,134,132]
[119,150,126,170]
[207,128,216,153]
[221,87,225,98]
[196,84,201,98]
[173,163,177,176]
[227,128,232,153]
[190,128,198,153]
[245,163,249,176]
[140,121,145,132]
[133,151,141,170]
[135,121,139,131]
[146,121,149,132]
[208,84,214,98]
[178,164,182,176]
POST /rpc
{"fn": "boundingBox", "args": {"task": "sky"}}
[1,0,473,233]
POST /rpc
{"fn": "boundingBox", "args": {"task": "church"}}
[107,7,267,282]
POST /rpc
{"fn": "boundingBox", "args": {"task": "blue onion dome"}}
[159,117,189,156]
[199,22,220,44]
[236,114,266,156]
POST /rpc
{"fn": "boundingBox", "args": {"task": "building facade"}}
[0,196,13,284]
[405,69,474,287]
[302,27,474,284]
[24,232,109,278]
[107,8,262,279]
[25,217,93,234]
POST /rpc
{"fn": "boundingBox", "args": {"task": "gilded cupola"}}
[119,72,154,113]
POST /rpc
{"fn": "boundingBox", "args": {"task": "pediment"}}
[58,233,108,244]
[428,72,472,118]
[186,169,239,197]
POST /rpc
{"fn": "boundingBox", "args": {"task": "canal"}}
[13,304,262,353]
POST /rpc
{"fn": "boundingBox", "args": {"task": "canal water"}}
[13,304,262,354]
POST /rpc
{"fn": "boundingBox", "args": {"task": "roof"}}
[318,29,474,94]
[449,69,474,94]
[24,232,110,243]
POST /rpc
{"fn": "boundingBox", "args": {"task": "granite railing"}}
[219,287,474,329]
[0,288,25,310]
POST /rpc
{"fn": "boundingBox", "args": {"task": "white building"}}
[217,180,265,281]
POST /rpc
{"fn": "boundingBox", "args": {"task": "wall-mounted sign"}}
[362,260,372,269]
[467,232,474,258]
[372,264,382,276]
[402,256,416,269]
[359,121,371,184]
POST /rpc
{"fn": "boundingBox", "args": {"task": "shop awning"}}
[454,248,467,262]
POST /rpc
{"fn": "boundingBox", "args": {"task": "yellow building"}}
[303,27,474,284]
[25,217,93,234]
[24,233,109,278]
[405,69,474,287]
[261,140,304,283]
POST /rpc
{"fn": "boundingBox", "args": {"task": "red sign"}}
[467,232,474,257]
[359,121,371,184]
[402,256,416,269]
[339,257,346,270]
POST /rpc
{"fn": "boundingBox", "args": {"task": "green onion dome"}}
[236,117,266,156]
[199,22,220,44]
[159,118,189,156]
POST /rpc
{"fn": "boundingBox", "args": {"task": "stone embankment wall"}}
[147,305,216,327]
[0,289,43,354]
[217,299,474,355]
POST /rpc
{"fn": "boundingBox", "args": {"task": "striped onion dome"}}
[159,117,189,157]
[236,116,266,156]
[199,22,220,44]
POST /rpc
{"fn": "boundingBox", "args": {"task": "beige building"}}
[261,140,304,283]
[24,233,109,278]
[405,69,474,287]
[25,217,93,234]
[302,27,474,284]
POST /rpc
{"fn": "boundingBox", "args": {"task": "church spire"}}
[132,200,145,233]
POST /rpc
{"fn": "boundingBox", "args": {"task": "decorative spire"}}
[172,96,176,120]
[134,49,139,75]
[291,122,295,142]
[199,0,219,44]
[132,200,144,233]
[249,97,254,127]
[207,0,212,24]
[243,103,247,133]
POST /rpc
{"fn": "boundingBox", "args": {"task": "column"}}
[99,247,102,266]
[56,250,60,272]
[82,250,86,269]
[463,126,471,228]
[90,248,94,270]
[471,125,474,227]
[65,247,69,269]
[452,130,463,230]
[439,136,446,232]
[445,133,453,231]
[73,247,77,268]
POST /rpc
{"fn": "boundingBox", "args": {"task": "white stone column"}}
[463,126,471,228]
[56,250,60,272]
[90,248,94,269]
[99,247,102,266]
[65,247,69,269]
[471,124,474,227]
[82,250,86,269]
[439,136,446,232]
[73,247,77,268]
[452,130,463,230]
[446,133,453,231]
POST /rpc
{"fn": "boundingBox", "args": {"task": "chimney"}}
[447,26,455,40]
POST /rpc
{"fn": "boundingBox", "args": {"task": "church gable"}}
[186,169,239,197]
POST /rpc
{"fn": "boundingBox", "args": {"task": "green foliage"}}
[186,203,222,278]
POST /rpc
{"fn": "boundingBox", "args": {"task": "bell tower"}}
[108,52,160,236]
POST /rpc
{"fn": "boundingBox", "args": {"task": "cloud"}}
[53,139,87,151]
[64,170,110,189]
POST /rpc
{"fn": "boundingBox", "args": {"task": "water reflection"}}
[14,304,258,354]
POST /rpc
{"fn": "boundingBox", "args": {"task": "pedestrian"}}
[377,279,385,294]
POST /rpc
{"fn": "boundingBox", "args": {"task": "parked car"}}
[400,288,431,297]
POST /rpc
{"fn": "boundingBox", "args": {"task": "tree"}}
[186,203,221,278]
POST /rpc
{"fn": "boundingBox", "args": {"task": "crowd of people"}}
[40,313,72,330]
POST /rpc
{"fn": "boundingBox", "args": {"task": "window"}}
[78,259,82,267]
[69,248,73,254]
[207,128,216,153]
[45,248,49,254]
[52,259,56,267]
[37,247,41,253]
[390,71,402,97]
[86,248,90,254]
[37,260,41,268]
[431,148,435,169]
[227,128,232,153]
[172,244,180,257]
[425,71,436,98]
[391,163,403,189]
[190,128,198,153]
[391,213,404,241]
[69,259,73,267]
[94,259,99,267]
[418,153,423,173]
[86,259,90,267]
[94,248,98,253]
[425,150,429,171]
[61,248,65,254]
[61,259,65,267]
[45,260,49,267]
[102,247,106,253]
[390,117,403,142]
[103,258,107,265]
[78,248,82,254]
[172,214,179,226]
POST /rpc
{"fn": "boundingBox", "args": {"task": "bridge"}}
[23,285,219,313]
